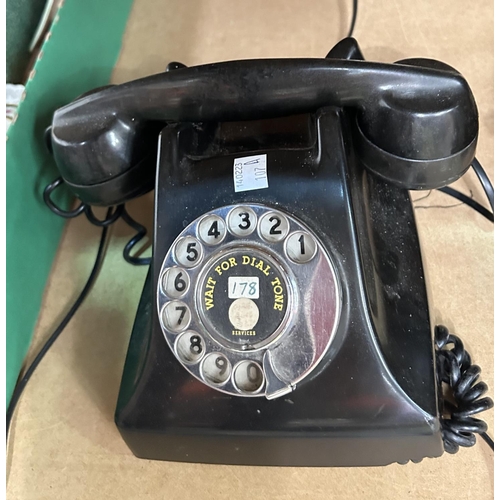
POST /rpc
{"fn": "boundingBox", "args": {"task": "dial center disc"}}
[197,248,289,349]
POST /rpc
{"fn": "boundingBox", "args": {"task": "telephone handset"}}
[50,39,478,206]
[46,38,488,466]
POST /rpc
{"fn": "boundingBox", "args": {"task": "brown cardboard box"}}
[7,1,493,498]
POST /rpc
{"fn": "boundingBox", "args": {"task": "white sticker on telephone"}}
[233,154,268,193]
[228,276,260,299]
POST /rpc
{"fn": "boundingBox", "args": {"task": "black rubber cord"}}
[121,206,152,266]
[480,431,494,451]
[438,186,494,222]
[471,157,494,211]
[6,209,112,440]
[43,178,150,265]
[429,157,494,222]
[435,325,494,454]
[84,204,124,227]
[43,177,85,219]
[347,0,358,38]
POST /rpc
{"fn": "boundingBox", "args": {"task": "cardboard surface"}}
[7,0,493,498]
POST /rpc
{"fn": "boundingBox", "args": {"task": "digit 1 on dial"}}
[298,234,305,254]
[285,231,317,263]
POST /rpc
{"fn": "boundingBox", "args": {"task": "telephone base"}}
[115,109,444,466]
[115,269,443,467]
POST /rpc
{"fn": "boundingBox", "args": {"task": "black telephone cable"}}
[43,177,151,266]
[438,186,494,222]
[435,157,494,222]
[347,0,358,38]
[471,157,494,211]
[435,325,494,453]
[6,210,112,440]
[121,206,151,266]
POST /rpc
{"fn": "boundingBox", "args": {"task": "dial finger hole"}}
[227,206,257,237]
[198,214,227,246]
[259,212,289,243]
[174,236,203,268]
[285,231,317,263]
[161,300,191,332]
[175,331,206,364]
[233,360,265,394]
[201,353,232,386]
[161,267,190,298]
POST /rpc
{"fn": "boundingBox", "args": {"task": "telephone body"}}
[48,39,481,466]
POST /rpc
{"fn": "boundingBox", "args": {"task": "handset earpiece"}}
[353,57,478,189]
[50,40,478,205]
[326,40,478,189]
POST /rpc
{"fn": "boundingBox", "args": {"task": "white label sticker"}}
[233,154,268,193]
[228,276,260,299]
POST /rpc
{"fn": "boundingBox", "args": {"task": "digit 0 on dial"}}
[233,360,265,394]
[157,203,341,399]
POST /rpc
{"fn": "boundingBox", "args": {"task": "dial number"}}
[162,267,190,298]
[189,334,203,354]
[175,331,205,364]
[162,300,191,332]
[175,272,187,292]
[186,243,198,262]
[215,356,228,375]
[259,212,289,243]
[247,363,260,383]
[238,212,251,230]
[269,216,282,235]
[175,305,187,325]
[227,206,257,237]
[208,221,221,239]
[228,276,260,299]
[233,360,265,393]
[298,234,305,254]
[175,237,203,267]
[285,231,317,263]
[201,353,232,385]
[198,215,226,245]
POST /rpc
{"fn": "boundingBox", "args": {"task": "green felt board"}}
[6,0,47,83]
[6,0,134,405]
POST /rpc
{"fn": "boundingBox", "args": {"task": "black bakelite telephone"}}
[43,38,492,466]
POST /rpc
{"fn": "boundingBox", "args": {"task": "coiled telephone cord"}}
[435,325,494,453]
